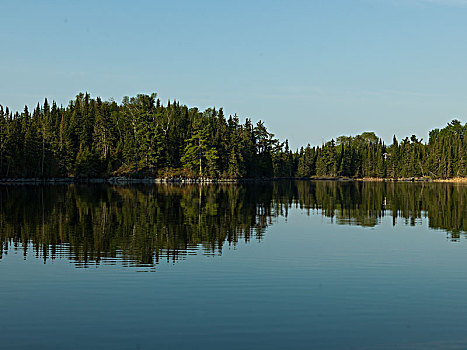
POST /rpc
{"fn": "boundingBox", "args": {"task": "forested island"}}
[0,92,465,180]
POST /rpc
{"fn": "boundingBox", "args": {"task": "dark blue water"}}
[1,182,467,349]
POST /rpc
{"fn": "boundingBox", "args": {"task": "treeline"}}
[296,123,465,179]
[0,93,292,178]
[0,92,465,178]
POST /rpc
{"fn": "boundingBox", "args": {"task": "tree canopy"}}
[0,92,465,179]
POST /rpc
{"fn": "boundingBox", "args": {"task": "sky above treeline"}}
[1,0,467,149]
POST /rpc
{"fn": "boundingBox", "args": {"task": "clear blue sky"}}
[1,0,467,148]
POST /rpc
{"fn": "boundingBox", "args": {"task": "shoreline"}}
[1,176,467,185]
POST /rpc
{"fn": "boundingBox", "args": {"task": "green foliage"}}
[181,118,219,177]
[0,94,465,180]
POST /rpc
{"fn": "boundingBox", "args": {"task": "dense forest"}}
[0,92,465,179]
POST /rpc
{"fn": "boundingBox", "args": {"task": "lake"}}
[1,181,467,349]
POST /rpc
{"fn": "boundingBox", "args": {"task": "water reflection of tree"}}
[1,181,467,267]
[0,184,272,267]
[292,181,467,239]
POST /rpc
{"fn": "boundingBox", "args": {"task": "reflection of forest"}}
[0,181,466,267]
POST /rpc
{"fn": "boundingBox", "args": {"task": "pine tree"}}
[182,118,218,177]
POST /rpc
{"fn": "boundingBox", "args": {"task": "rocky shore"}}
[0,176,464,185]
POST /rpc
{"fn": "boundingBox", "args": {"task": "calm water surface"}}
[1,181,467,349]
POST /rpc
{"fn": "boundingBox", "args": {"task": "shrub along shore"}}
[1,92,467,180]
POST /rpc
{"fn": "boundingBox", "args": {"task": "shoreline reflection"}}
[1,181,466,267]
